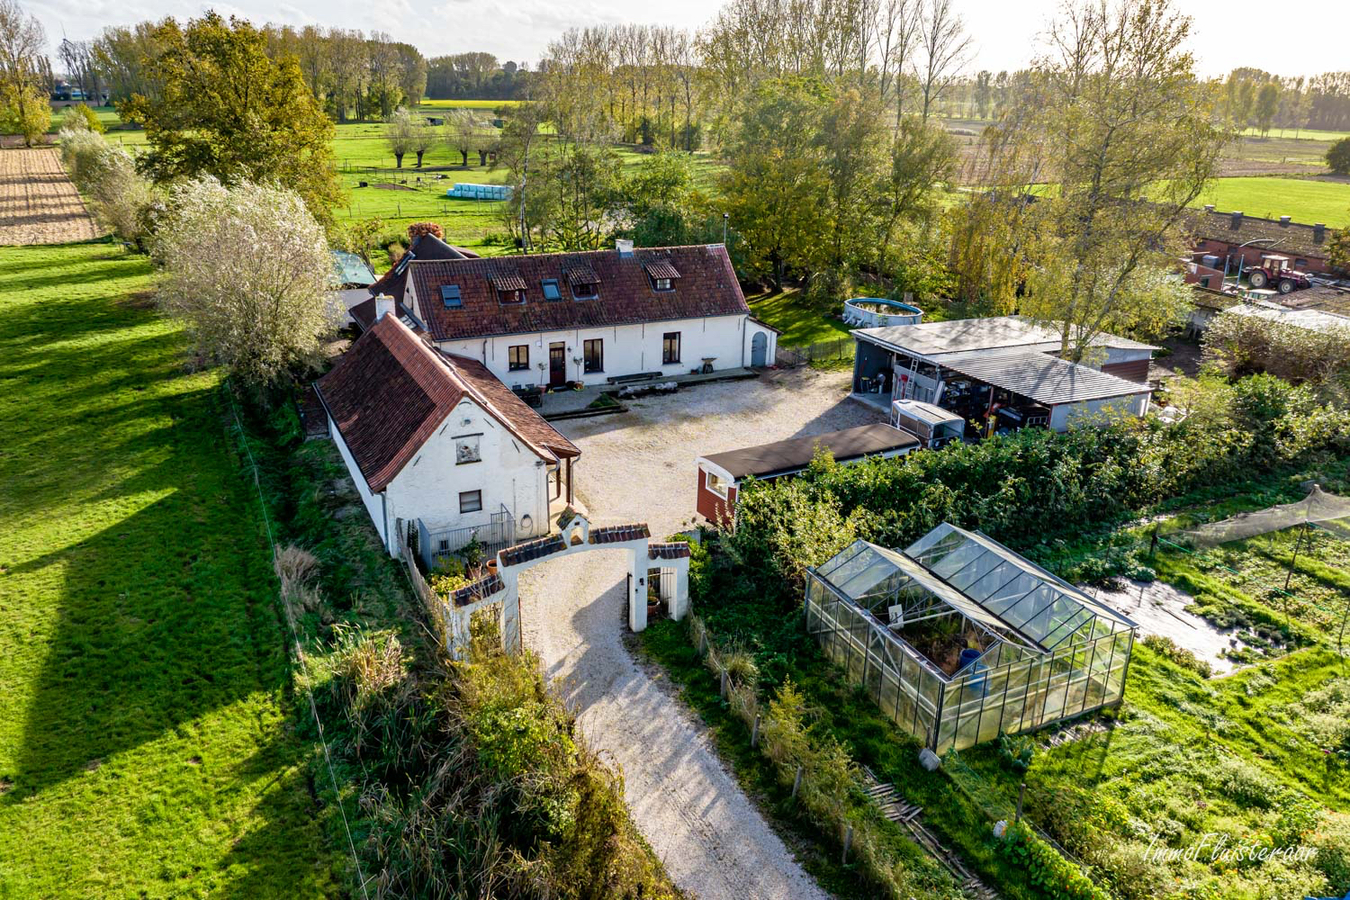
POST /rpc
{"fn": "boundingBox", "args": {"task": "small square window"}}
[459,490,482,514]
[498,288,525,305]
[508,345,530,371]
[541,279,561,301]
[441,285,461,308]
[455,435,481,464]
[654,277,673,291]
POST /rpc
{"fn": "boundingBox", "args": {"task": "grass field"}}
[1240,126,1350,143]
[417,98,522,109]
[0,240,333,897]
[1194,175,1350,226]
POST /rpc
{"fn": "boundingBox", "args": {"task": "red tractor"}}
[1245,255,1313,294]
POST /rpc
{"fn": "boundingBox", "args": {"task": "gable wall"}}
[383,396,552,548]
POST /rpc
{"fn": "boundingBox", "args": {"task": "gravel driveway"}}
[518,368,880,900]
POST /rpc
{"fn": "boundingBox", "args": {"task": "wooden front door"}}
[549,342,566,388]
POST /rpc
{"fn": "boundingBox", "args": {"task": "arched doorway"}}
[436,514,689,659]
[751,331,768,367]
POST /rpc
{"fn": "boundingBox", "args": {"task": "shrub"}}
[999,819,1110,900]
[1328,137,1350,176]
[1141,634,1213,678]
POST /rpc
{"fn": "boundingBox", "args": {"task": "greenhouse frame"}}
[805,523,1137,752]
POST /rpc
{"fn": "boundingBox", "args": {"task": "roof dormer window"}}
[440,285,461,308]
[644,260,680,292]
[565,265,600,300]
[490,273,528,305]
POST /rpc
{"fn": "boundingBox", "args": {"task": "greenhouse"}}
[805,523,1137,752]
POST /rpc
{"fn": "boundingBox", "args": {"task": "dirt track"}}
[518,370,880,900]
[0,148,101,246]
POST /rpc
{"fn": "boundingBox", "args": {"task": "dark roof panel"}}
[938,351,1153,406]
[699,424,920,481]
[1187,210,1334,259]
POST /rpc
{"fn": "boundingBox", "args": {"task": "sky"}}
[31,0,1350,81]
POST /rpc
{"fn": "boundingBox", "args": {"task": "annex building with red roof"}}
[358,237,779,388]
[315,312,580,557]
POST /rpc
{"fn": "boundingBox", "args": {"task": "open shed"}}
[805,523,1136,752]
[696,424,920,525]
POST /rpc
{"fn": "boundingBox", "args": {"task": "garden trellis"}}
[805,523,1137,752]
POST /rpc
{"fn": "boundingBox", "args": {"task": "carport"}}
[935,351,1152,432]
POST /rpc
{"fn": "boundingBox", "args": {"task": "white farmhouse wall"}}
[329,413,391,551]
[1049,394,1150,431]
[381,397,553,554]
[436,315,756,387]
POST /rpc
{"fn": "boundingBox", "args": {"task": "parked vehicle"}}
[1245,255,1313,294]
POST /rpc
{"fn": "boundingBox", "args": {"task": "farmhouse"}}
[851,316,1156,433]
[1187,207,1335,276]
[359,237,779,387]
[315,312,579,558]
[806,523,1137,752]
[695,424,920,524]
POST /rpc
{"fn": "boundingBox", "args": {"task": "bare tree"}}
[873,0,921,118]
[917,0,971,121]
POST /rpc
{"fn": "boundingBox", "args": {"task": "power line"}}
[224,385,373,900]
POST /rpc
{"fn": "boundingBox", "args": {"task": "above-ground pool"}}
[843,297,923,328]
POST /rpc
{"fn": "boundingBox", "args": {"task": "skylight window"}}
[541,278,561,301]
[440,285,462,308]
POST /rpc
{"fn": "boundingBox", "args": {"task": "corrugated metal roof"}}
[854,315,1158,359]
[1227,303,1350,335]
[938,351,1152,406]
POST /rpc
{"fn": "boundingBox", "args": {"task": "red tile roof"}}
[644,260,681,280]
[588,523,651,545]
[315,315,578,493]
[648,542,692,560]
[399,244,749,342]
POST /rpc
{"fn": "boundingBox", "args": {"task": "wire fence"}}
[225,386,373,900]
[776,338,855,369]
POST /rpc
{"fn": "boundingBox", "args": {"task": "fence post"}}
[751,712,761,748]
[698,630,707,656]
[791,765,803,799]
[720,668,728,698]
[1016,782,1026,823]
[842,825,853,864]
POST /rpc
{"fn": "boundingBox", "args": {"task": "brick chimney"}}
[1313,223,1326,244]
[374,293,395,321]
[1279,215,1291,227]
[1229,211,1243,230]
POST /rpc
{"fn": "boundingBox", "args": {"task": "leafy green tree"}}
[0,82,49,146]
[0,0,50,147]
[1254,81,1279,136]
[384,107,416,167]
[120,12,341,224]
[1327,220,1350,275]
[1328,137,1350,176]
[621,151,706,246]
[874,117,957,279]
[1011,0,1229,360]
[532,143,624,251]
[817,87,886,289]
[720,78,830,291]
[70,103,104,133]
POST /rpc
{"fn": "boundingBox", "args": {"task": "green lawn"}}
[1193,176,1350,227]
[0,241,333,897]
[746,288,853,347]
[1238,126,1350,143]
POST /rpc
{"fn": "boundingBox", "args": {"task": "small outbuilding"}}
[806,523,1137,752]
[695,424,920,525]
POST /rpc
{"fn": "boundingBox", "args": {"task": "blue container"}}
[959,648,988,697]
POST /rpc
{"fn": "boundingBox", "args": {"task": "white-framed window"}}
[706,472,730,498]
[455,434,481,465]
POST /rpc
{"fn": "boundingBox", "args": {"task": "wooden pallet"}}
[861,767,1000,900]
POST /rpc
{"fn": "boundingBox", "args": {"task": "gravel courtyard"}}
[518,368,881,900]
[0,149,100,246]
